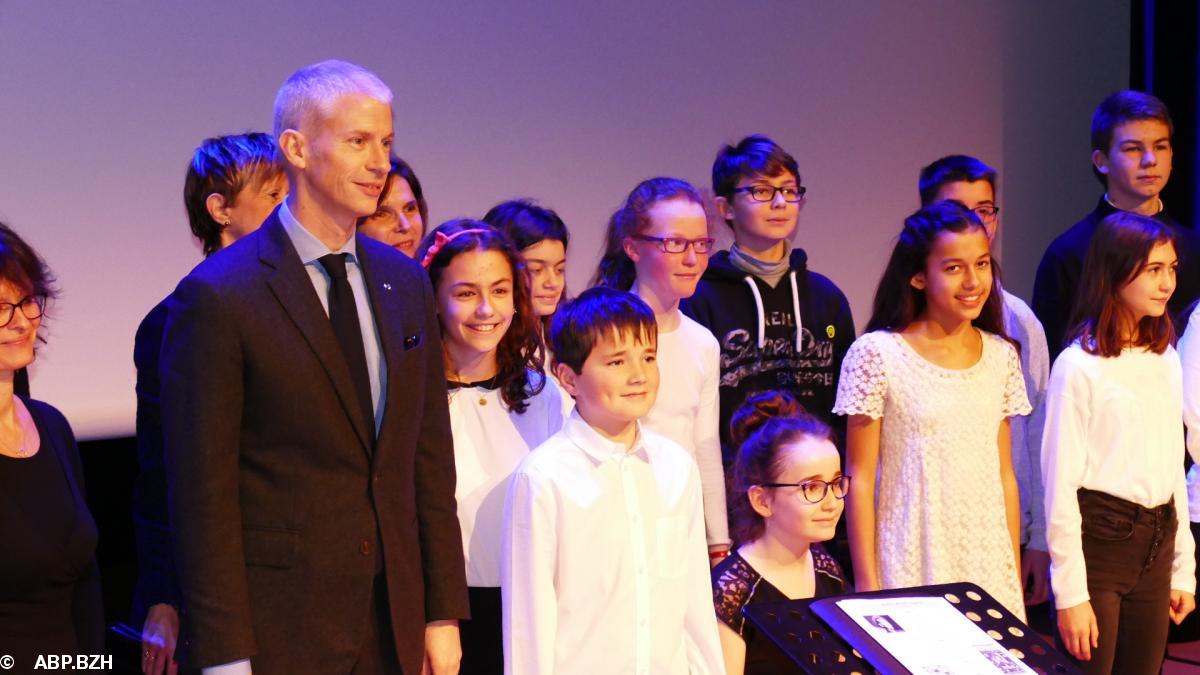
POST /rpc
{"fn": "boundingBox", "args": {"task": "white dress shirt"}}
[451,372,565,587]
[501,411,725,675]
[1042,343,1197,609]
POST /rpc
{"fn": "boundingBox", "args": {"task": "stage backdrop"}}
[0,0,1129,438]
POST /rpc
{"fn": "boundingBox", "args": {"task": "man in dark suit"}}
[161,60,468,674]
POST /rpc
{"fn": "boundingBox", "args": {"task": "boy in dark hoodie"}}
[683,134,855,460]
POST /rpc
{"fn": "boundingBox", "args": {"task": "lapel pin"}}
[382,283,392,291]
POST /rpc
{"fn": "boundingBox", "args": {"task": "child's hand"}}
[1021,548,1051,606]
[1057,601,1099,661]
[1170,590,1196,625]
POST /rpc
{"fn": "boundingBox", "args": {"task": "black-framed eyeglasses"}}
[732,185,807,203]
[761,475,851,503]
[972,205,1000,223]
[0,296,45,328]
[632,234,716,254]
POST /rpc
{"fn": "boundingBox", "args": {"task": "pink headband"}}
[420,228,491,269]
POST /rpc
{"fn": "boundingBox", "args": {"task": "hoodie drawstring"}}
[789,270,803,354]
[743,276,766,350]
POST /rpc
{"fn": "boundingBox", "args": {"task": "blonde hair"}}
[272,60,392,138]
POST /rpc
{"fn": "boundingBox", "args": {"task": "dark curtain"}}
[1132,0,1199,229]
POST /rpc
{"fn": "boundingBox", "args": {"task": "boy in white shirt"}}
[501,287,725,675]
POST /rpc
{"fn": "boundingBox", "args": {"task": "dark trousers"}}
[1059,488,1175,675]
[351,573,403,675]
[459,586,502,675]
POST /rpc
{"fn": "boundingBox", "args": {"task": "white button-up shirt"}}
[501,411,724,675]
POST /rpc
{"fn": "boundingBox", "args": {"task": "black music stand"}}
[743,582,1081,675]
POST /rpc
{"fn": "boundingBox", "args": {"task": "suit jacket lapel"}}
[259,215,373,453]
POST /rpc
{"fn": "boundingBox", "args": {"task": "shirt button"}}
[360,540,372,556]
[374,471,382,482]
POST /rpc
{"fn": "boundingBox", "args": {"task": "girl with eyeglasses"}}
[592,176,731,563]
[1044,213,1194,673]
[712,390,848,675]
[416,220,568,674]
[834,201,1030,618]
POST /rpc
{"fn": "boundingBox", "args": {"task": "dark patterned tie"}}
[317,253,375,440]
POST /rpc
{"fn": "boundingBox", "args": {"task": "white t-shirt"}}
[642,310,730,547]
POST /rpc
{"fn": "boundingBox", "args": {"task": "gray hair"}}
[272,60,393,138]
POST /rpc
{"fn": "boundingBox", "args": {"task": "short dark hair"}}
[183,133,282,257]
[918,155,997,206]
[550,287,656,375]
[0,221,59,339]
[712,134,800,227]
[729,394,836,544]
[416,219,545,413]
[592,177,704,291]
[1091,91,1173,185]
[359,156,428,228]
[865,201,1009,341]
[1067,212,1176,357]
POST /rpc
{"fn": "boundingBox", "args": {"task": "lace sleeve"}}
[812,544,847,596]
[711,555,757,634]
[1001,341,1033,417]
[833,333,887,419]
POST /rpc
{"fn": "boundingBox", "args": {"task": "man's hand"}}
[1021,548,1051,606]
[1057,601,1099,661]
[1170,590,1196,625]
[422,620,461,675]
[142,604,180,675]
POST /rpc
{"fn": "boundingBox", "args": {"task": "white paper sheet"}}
[835,596,1036,674]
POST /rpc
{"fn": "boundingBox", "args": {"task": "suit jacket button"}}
[374,471,382,482]
[360,540,372,556]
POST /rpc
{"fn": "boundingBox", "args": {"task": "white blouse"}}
[450,371,566,588]
[1041,344,1196,609]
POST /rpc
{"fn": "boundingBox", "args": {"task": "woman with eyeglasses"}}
[0,222,103,664]
[592,176,731,564]
[713,391,848,675]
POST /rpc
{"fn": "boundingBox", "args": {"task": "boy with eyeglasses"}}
[683,134,855,459]
[919,154,1053,615]
[1033,90,1200,360]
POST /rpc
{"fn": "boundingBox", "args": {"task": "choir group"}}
[0,59,1196,675]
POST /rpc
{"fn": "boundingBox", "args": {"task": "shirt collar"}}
[1103,192,1164,216]
[279,199,359,264]
[562,409,651,463]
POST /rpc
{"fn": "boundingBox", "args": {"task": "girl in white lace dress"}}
[834,202,1030,618]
